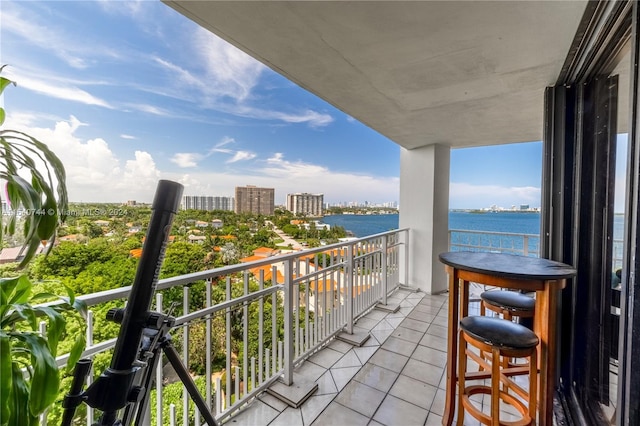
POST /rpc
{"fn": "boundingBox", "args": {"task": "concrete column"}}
[399,144,450,294]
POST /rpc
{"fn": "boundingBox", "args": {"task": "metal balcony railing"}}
[48,228,409,425]
[448,229,624,268]
[448,228,541,257]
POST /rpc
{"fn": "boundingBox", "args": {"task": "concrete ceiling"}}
[164,1,588,150]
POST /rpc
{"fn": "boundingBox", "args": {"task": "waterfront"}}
[322,211,541,237]
[322,213,399,237]
[322,211,624,267]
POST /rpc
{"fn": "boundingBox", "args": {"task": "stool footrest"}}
[465,365,530,381]
[460,385,533,426]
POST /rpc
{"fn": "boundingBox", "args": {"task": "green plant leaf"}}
[0,66,74,423]
[31,305,65,356]
[36,197,58,240]
[0,74,15,96]
[29,292,59,302]
[64,285,75,305]
[6,276,31,306]
[6,177,39,211]
[0,276,32,325]
[65,333,87,374]
[72,298,88,320]
[0,277,22,307]
[0,333,12,425]
[9,363,36,426]
[17,235,43,269]
[11,333,59,417]
[7,304,37,331]
[5,214,16,238]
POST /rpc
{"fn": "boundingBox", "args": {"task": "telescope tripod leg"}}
[163,342,219,426]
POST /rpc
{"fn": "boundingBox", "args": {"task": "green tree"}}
[160,242,209,278]
[251,228,273,248]
[30,238,125,279]
[79,220,104,239]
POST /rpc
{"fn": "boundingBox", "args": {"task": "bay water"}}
[322,211,541,237]
[322,211,624,266]
[323,211,624,237]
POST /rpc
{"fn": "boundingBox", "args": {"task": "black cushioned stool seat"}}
[458,316,539,426]
[480,290,535,322]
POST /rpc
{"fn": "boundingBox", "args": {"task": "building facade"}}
[181,196,234,211]
[234,186,275,215]
[286,193,324,217]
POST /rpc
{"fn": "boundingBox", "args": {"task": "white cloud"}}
[204,137,256,163]
[216,136,235,148]
[2,3,121,69]
[126,103,172,116]
[152,28,265,104]
[122,151,161,190]
[207,136,236,156]
[6,115,161,202]
[97,0,145,17]
[449,182,541,209]
[163,164,398,206]
[3,116,395,204]
[193,27,265,102]
[10,74,112,108]
[227,151,257,163]
[153,30,333,127]
[171,153,202,168]
[120,134,137,140]
[232,106,334,128]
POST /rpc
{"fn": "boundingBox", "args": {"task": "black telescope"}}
[109,179,182,371]
[63,179,217,425]
[62,180,184,424]
[88,179,182,423]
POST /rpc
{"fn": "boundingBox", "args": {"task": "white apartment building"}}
[286,193,324,217]
[181,195,234,211]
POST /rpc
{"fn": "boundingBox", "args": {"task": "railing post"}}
[283,258,294,385]
[207,279,213,411]
[381,235,388,305]
[182,287,190,426]
[345,244,355,334]
[156,293,164,426]
[39,322,48,426]
[224,277,231,410]
[524,235,529,256]
[404,229,410,286]
[86,311,94,426]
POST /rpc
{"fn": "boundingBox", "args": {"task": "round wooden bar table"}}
[438,252,576,426]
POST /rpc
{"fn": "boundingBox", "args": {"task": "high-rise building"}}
[181,196,234,211]
[235,186,275,215]
[286,193,324,217]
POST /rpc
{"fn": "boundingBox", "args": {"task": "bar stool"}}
[480,290,535,370]
[480,290,535,323]
[458,316,538,426]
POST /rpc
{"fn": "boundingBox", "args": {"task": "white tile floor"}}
[225,289,537,426]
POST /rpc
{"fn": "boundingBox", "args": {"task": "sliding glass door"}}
[541,2,639,424]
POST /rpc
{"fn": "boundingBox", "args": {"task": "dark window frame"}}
[542,1,639,424]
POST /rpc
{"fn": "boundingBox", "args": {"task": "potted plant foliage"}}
[0,66,86,426]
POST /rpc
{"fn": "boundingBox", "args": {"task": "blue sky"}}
[1,0,586,210]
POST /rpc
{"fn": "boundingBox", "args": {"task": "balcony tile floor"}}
[226,289,455,425]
